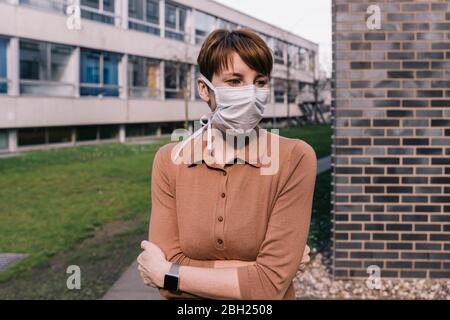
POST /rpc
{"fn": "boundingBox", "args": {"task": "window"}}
[274,78,285,103]
[164,61,188,99]
[309,51,316,72]
[274,39,285,65]
[48,126,72,143]
[80,49,121,97]
[99,125,119,140]
[217,18,237,31]
[81,0,116,25]
[0,38,7,94]
[287,44,299,68]
[0,130,8,150]
[128,0,160,36]
[19,0,68,14]
[287,80,298,103]
[299,48,309,71]
[20,40,74,96]
[18,128,46,146]
[126,123,158,137]
[194,10,216,45]
[194,65,201,100]
[128,55,160,98]
[76,125,98,141]
[165,2,187,42]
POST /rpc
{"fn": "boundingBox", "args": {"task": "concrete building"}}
[0,0,319,153]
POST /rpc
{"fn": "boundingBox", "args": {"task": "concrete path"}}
[103,261,165,300]
[102,155,332,300]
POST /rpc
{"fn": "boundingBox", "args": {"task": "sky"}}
[213,0,332,76]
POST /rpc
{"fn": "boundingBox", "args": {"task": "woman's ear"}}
[197,80,210,102]
[197,80,216,110]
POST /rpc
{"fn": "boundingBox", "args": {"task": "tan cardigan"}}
[148,126,317,299]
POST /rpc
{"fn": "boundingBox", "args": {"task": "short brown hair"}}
[197,28,273,82]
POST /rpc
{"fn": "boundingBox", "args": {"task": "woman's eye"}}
[256,80,268,87]
[227,79,241,85]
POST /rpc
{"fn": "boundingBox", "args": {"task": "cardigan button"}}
[221,192,226,198]
[217,238,223,245]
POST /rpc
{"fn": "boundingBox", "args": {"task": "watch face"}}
[164,274,178,292]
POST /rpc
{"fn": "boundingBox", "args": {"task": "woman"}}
[137,28,317,300]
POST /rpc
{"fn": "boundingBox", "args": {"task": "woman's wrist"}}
[158,260,172,288]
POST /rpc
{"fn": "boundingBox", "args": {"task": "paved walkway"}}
[103,155,332,300]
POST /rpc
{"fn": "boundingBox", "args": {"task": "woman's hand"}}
[137,240,172,288]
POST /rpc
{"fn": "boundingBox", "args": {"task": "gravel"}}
[293,247,450,300]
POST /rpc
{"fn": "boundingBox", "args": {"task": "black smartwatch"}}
[163,263,181,293]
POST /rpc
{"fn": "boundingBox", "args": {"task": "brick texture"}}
[332,0,450,279]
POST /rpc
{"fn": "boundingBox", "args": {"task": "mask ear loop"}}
[199,74,216,154]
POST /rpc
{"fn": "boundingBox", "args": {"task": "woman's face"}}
[198,52,270,112]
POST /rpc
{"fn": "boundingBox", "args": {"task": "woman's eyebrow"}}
[222,72,243,78]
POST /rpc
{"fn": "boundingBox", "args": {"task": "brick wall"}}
[332,0,450,279]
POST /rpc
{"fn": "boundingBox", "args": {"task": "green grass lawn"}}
[0,124,331,299]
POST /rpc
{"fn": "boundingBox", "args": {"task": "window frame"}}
[19,39,75,96]
[164,2,188,42]
[128,0,160,36]
[79,48,122,97]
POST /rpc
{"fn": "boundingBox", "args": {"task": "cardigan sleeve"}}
[149,144,215,268]
[236,140,317,299]
[148,144,215,299]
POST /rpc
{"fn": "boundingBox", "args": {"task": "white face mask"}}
[198,73,270,151]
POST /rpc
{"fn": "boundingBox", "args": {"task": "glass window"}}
[274,78,285,103]
[299,48,309,71]
[48,126,72,143]
[80,49,121,97]
[18,128,46,146]
[128,0,160,35]
[164,61,188,99]
[217,18,237,31]
[126,123,158,137]
[19,0,68,14]
[0,130,8,150]
[309,51,316,72]
[20,40,47,81]
[19,40,74,96]
[194,65,200,100]
[165,3,176,29]
[287,44,299,68]
[274,40,285,65]
[194,10,216,45]
[81,0,115,25]
[99,125,119,140]
[128,55,160,98]
[76,125,98,141]
[165,2,187,42]
[51,45,72,83]
[0,38,7,94]
[287,80,298,103]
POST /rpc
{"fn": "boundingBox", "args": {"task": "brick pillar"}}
[332,1,450,279]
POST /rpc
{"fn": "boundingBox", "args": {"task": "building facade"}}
[0,0,319,153]
[332,0,450,279]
